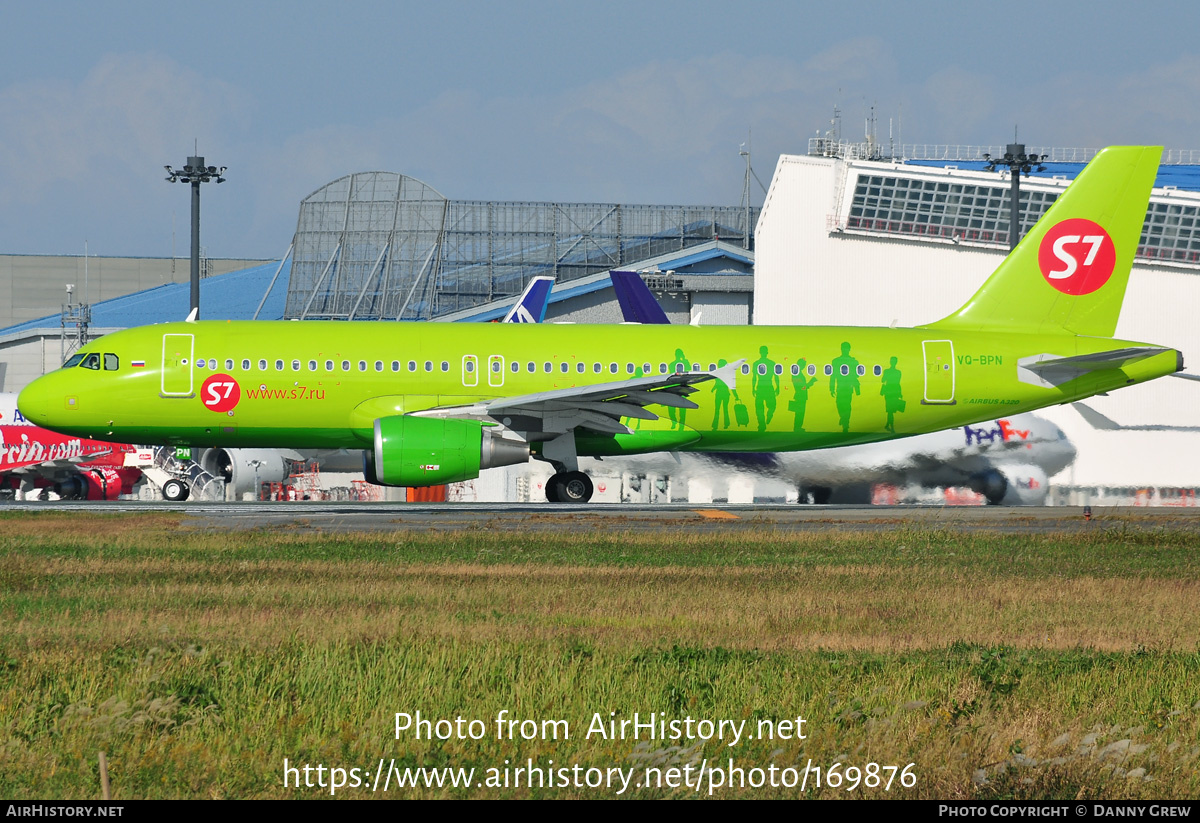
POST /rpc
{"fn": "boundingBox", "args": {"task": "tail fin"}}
[610,271,671,324]
[503,276,555,323]
[929,146,1161,338]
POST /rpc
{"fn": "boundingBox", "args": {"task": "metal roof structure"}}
[284,172,758,322]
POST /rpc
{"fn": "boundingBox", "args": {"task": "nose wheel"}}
[546,471,593,503]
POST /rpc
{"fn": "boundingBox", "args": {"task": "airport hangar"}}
[2,145,1198,504]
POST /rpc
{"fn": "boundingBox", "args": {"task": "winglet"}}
[713,358,744,393]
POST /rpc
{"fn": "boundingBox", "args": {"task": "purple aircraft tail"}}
[610,271,671,324]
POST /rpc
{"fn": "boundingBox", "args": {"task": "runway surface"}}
[6,500,1200,534]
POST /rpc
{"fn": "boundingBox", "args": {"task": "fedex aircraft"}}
[16,147,1185,503]
[0,393,140,500]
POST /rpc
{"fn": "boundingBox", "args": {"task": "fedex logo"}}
[1038,219,1116,295]
[964,418,1031,447]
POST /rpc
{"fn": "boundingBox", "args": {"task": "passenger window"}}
[741,364,750,375]
[593,363,602,374]
[358,361,367,372]
[560,363,569,373]
[424,361,433,372]
[466,360,475,373]
[808,364,817,376]
[440,361,449,372]
[660,363,668,374]
[375,361,383,372]
[196,359,207,369]
[642,363,651,374]
[627,363,635,374]
[493,361,502,373]
[873,365,882,376]
[757,364,766,375]
[81,353,101,370]
[841,365,849,376]
[510,361,519,373]
[391,361,401,372]
[610,363,618,374]
[791,364,799,376]
[543,362,552,373]
[824,365,832,376]
[309,360,318,371]
[243,360,251,371]
[104,354,119,371]
[409,361,417,372]
[259,359,268,371]
[774,364,783,376]
[857,365,866,376]
[326,360,334,371]
[342,360,351,371]
[527,361,535,373]
[225,359,234,371]
[292,360,301,371]
[275,360,284,371]
[577,363,585,374]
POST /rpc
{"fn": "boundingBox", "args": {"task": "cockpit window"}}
[80,353,102,370]
[103,353,119,371]
[63,353,85,368]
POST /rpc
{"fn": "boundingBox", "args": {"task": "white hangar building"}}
[754,141,1200,500]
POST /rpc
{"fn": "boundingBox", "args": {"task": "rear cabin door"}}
[921,339,956,404]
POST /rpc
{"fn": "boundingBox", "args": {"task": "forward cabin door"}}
[921,339,956,404]
[161,333,195,397]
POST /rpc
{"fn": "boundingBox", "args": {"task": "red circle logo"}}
[200,373,241,413]
[1037,219,1116,295]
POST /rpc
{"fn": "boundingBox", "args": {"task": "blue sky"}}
[2,0,1199,259]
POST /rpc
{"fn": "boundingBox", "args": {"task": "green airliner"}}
[16,146,1184,503]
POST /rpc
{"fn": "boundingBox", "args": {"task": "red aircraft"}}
[1,392,142,500]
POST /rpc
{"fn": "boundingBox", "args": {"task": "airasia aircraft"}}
[0,392,141,500]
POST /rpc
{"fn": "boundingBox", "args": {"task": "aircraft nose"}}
[17,374,69,430]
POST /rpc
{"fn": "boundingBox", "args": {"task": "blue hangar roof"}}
[905,160,1200,192]
[0,259,291,338]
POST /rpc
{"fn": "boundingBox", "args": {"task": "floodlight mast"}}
[164,155,227,319]
[983,143,1045,251]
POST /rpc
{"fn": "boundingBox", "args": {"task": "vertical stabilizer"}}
[930,146,1161,338]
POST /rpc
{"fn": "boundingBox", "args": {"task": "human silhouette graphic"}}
[880,356,905,433]
[751,346,780,432]
[710,358,740,429]
[829,342,860,433]
[668,348,689,429]
[790,358,817,431]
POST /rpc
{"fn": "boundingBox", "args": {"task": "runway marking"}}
[694,509,739,520]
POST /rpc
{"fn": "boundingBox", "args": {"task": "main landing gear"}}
[545,470,593,503]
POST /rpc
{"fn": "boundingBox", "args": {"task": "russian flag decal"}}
[131,360,146,368]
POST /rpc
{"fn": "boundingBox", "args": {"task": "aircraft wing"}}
[5,450,113,477]
[417,361,742,437]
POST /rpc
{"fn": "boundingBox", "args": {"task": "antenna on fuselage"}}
[185,307,198,323]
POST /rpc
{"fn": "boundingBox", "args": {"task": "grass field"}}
[2,511,1199,799]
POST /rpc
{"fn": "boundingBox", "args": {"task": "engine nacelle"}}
[198,448,291,496]
[54,467,124,501]
[364,415,529,486]
[967,464,1049,506]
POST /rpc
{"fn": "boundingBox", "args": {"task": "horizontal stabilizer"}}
[1073,401,1200,432]
[1018,347,1172,388]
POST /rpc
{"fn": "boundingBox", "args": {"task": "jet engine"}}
[54,467,124,501]
[363,415,528,486]
[967,465,1050,506]
[199,448,291,497]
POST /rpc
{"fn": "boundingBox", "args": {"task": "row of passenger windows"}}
[189,357,884,378]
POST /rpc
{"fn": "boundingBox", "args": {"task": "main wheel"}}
[162,478,190,502]
[549,471,593,504]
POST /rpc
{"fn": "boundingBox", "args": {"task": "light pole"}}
[983,143,1045,251]
[165,155,226,319]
